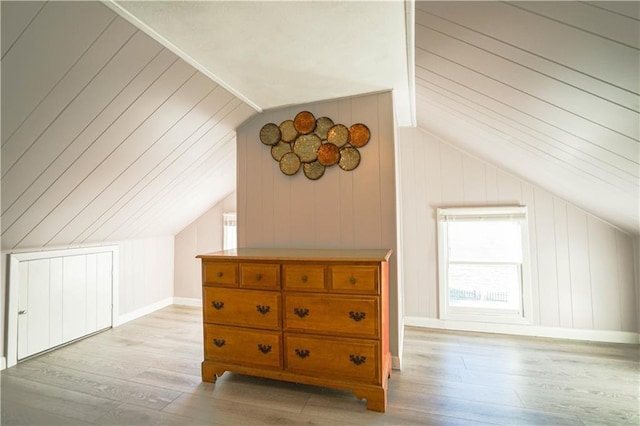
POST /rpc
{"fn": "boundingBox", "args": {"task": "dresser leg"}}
[353,386,387,412]
[201,361,226,383]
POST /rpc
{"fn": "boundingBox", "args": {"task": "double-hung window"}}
[223,213,237,250]
[437,206,532,324]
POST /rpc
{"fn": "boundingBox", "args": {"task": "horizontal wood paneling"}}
[399,126,638,333]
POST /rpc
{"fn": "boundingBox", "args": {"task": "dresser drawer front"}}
[331,265,379,294]
[283,294,378,338]
[203,287,281,330]
[203,262,238,287]
[205,325,282,369]
[240,263,280,289]
[285,334,379,384]
[282,265,326,291]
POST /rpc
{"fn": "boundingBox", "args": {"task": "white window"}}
[223,213,237,250]
[437,206,532,324]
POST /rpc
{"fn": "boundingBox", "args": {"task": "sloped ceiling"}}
[1,1,639,252]
[1,1,255,250]
[414,1,639,233]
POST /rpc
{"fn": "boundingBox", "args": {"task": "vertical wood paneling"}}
[85,254,98,332]
[521,183,541,324]
[588,217,622,331]
[616,231,637,332]
[96,252,112,330]
[553,198,574,328]
[26,259,50,356]
[49,258,64,347]
[462,155,486,205]
[533,187,560,327]
[237,91,398,352]
[566,207,594,329]
[399,127,637,333]
[62,255,87,342]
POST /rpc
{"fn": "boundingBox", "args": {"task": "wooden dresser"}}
[197,248,392,412]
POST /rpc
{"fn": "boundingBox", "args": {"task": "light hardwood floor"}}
[2,305,638,425]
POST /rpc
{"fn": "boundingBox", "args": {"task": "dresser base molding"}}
[202,353,391,412]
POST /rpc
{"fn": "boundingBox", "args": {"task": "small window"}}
[437,206,532,324]
[223,213,237,250]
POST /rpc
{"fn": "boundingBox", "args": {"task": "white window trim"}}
[437,206,533,325]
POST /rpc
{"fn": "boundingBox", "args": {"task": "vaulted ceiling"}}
[1,1,638,251]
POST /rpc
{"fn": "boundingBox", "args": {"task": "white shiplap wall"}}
[236,92,401,356]
[399,126,638,338]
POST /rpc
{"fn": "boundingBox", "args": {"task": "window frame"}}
[437,206,533,325]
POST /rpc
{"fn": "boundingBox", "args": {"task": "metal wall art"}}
[259,111,370,180]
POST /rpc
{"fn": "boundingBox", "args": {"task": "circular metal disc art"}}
[279,120,298,143]
[271,141,292,161]
[317,143,340,166]
[293,133,322,163]
[314,116,334,140]
[259,123,281,146]
[338,146,361,171]
[293,111,316,134]
[279,152,301,176]
[303,161,325,180]
[349,123,370,148]
[327,124,350,147]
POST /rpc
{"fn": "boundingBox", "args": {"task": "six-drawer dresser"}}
[196,248,392,412]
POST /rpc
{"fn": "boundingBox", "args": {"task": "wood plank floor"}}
[2,305,638,425]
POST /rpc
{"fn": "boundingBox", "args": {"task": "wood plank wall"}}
[398,126,638,334]
[236,92,400,355]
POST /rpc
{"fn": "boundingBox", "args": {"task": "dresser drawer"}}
[282,264,326,291]
[285,334,379,384]
[203,287,281,330]
[331,265,379,294]
[283,294,379,338]
[240,263,280,290]
[205,325,282,370]
[203,261,238,287]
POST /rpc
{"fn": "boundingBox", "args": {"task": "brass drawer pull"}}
[217,271,224,278]
[213,338,226,348]
[301,275,308,283]
[212,301,224,310]
[258,344,272,354]
[349,311,366,322]
[256,273,263,281]
[295,349,310,359]
[349,354,366,365]
[256,305,271,315]
[349,276,357,285]
[293,307,309,318]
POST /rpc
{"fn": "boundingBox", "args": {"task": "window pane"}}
[448,221,522,263]
[448,263,521,311]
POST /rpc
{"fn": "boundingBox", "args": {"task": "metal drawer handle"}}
[258,344,272,354]
[301,275,308,283]
[256,273,262,281]
[217,271,224,278]
[293,307,309,318]
[295,349,310,359]
[349,354,366,365]
[213,338,226,348]
[349,276,357,285]
[212,301,224,310]
[349,311,366,322]
[256,305,271,315]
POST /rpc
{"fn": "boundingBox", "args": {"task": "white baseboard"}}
[115,297,174,327]
[404,316,640,344]
[392,355,401,371]
[172,297,202,307]
[1,356,6,371]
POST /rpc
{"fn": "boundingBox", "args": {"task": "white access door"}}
[17,252,113,360]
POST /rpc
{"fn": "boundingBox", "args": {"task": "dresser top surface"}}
[197,248,392,262]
